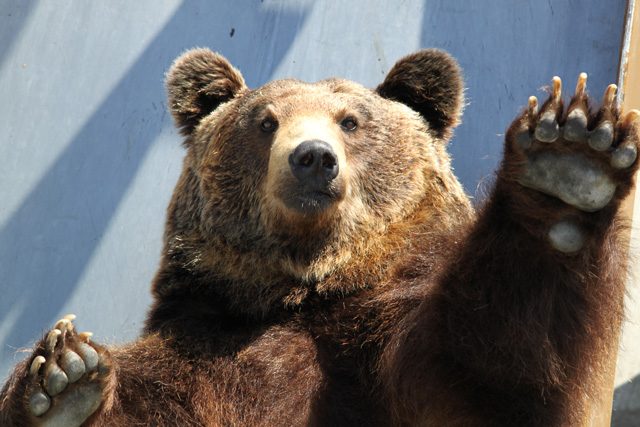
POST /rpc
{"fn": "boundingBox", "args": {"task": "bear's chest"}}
[228,320,388,425]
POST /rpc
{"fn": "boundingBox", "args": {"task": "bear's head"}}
[158,48,470,314]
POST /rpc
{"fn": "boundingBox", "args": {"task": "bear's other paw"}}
[24,315,110,427]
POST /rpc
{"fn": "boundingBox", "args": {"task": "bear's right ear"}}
[166,48,247,136]
[376,49,464,140]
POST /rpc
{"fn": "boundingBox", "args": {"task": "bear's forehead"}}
[258,78,372,96]
[242,78,378,115]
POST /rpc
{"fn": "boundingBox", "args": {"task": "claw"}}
[622,109,640,131]
[575,73,587,98]
[552,76,562,103]
[54,318,72,335]
[528,96,539,117]
[603,84,617,109]
[62,314,77,331]
[78,331,93,342]
[30,355,46,376]
[45,329,62,353]
[533,77,562,142]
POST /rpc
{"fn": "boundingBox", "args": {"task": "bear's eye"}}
[341,117,358,131]
[260,118,277,133]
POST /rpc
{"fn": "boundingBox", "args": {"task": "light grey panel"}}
[0,0,627,393]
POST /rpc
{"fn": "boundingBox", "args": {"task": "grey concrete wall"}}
[0,0,633,420]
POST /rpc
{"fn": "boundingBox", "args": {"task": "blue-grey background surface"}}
[0,0,633,419]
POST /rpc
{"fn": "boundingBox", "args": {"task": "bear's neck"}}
[149,190,472,319]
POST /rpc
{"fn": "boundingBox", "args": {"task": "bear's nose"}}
[289,140,339,185]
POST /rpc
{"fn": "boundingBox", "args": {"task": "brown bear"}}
[1,48,639,426]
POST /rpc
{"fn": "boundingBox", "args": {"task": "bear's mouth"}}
[285,189,341,214]
[283,185,342,215]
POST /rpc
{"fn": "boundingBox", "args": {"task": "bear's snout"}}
[289,140,339,188]
[265,116,348,218]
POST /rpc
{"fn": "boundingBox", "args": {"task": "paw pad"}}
[564,108,588,142]
[29,390,51,417]
[548,217,586,253]
[515,74,639,213]
[520,151,616,213]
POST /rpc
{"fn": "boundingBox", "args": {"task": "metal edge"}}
[618,0,636,108]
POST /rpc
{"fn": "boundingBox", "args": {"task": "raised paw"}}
[508,74,640,252]
[25,315,110,426]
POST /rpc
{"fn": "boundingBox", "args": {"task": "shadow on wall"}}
[0,2,310,373]
[612,374,640,427]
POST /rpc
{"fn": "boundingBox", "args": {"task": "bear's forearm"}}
[439,197,624,375]
[381,182,627,425]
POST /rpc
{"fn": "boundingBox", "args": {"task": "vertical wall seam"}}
[618,0,636,108]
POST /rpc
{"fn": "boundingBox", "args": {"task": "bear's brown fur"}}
[1,48,638,426]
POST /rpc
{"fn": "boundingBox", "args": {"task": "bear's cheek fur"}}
[193,114,271,242]
[262,115,353,231]
[343,125,434,225]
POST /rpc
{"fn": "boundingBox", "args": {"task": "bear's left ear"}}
[377,49,464,140]
[166,48,247,136]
